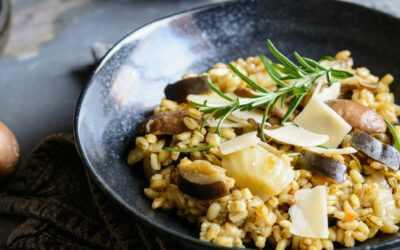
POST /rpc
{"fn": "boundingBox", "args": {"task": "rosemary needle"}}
[385,118,400,151]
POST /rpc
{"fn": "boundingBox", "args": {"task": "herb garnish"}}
[164,145,215,152]
[385,118,400,151]
[191,39,354,141]
[316,145,329,149]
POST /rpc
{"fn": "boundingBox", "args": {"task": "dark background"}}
[0,0,398,248]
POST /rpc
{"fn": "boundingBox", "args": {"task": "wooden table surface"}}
[0,0,399,248]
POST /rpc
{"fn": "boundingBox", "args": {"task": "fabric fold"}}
[0,133,171,249]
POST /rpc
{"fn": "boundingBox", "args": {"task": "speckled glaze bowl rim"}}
[74,0,400,249]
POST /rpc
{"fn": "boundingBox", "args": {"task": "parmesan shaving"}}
[220,131,260,155]
[262,123,329,147]
[294,98,351,148]
[289,186,329,238]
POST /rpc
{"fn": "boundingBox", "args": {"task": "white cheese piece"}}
[263,123,329,147]
[220,131,260,155]
[294,98,352,148]
[289,186,329,239]
[315,81,341,102]
[304,146,357,155]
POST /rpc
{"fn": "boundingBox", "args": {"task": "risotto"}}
[127,40,400,249]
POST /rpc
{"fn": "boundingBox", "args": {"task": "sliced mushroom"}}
[340,76,379,92]
[177,160,229,200]
[234,87,253,98]
[297,150,347,183]
[351,130,400,171]
[135,110,201,135]
[164,76,211,103]
[327,99,387,134]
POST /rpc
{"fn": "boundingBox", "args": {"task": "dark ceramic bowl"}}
[0,0,10,54]
[74,0,400,249]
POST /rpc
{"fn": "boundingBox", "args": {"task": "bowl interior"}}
[75,0,400,248]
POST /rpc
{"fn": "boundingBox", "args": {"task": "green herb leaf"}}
[326,71,332,85]
[319,56,334,62]
[281,93,304,124]
[229,63,269,93]
[216,106,235,136]
[385,118,400,151]
[292,86,307,96]
[281,92,287,109]
[260,56,288,87]
[164,145,215,152]
[302,57,328,71]
[267,39,306,76]
[200,110,216,132]
[270,96,281,112]
[316,145,328,149]
[294,52,314,71]
[260,101,271,142]
[330,68,354,79]
[206,79,234,102]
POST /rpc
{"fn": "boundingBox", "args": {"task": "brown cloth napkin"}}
[0,133,172,249]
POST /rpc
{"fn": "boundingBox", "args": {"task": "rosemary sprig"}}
[191,39,354,141]
[385,118,400,151]
[164,145,215,152]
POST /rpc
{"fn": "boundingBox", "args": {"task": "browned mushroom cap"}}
[177,160,229,200]
[164,76,211,103]
[351,129,400,171]
[296,150,347,183]
[135,110,201,135]
[327,99,387,134]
